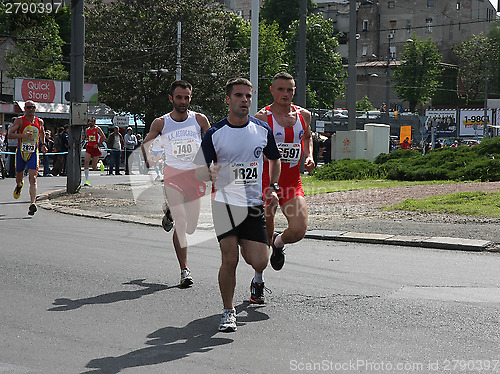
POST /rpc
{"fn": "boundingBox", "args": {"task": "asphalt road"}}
[1,176,500,374]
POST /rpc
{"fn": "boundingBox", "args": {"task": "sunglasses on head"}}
[25,106,36,109]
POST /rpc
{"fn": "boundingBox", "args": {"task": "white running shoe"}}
[180,268,193,288]
[218,309,237,332]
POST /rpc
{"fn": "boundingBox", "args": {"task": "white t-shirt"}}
[196,116,281,207]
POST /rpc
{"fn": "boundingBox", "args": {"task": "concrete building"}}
[220,0,497,110]
[216,0,265,18]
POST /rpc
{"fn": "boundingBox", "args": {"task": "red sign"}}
[20,79,57,103]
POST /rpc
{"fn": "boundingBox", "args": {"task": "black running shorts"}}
[212,201,269,244]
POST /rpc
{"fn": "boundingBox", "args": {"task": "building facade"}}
[221,0,497,110]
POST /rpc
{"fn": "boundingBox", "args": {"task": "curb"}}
[38,190,500,253]
[305,230,499,253]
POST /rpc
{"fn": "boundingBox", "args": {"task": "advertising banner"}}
[424,109,457,137]
[399,125,412,143]
[15,79,98,104]
[459,109,491,137]
[14,78,63,103]
[62,81,99,104]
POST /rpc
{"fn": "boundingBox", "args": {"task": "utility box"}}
[333,130,367,160]
[365,123,390,161]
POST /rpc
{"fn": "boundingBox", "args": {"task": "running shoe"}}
[180,268,193,288]
[28,203,37,216]
[84,180,91,186]
[270,232,285,271]
[250,280,266,304]
[13,181,24,199]
[161,205,174,232]
[218,309,237,332]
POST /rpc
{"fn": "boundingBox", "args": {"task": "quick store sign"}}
[21,79,57,102]
[14,78,98,104]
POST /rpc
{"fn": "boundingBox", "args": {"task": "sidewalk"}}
[37,177,500,253]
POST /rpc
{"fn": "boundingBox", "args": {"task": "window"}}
[362,20,369,31]
[390,20,397,35]
[388,1,395,8]
[406,19,412,33]
[362,45,368,56]
[426,18,433,33]
[427,0,434,7]
[456,1,461,10]
[390,46,396,59]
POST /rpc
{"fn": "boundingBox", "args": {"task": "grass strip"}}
[384,191,500,218]
[301,176,458,196]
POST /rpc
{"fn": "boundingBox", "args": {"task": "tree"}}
[260,0,316,37]
[1,1,68,80]
[453,33,499,103]
[284,13,346,108]
[223,13,287,108]
[356,96,374,112]
[488,21,500,98]
[392,35,442,113]
[85,0,243,130]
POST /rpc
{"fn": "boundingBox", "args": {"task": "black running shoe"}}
[250,280,265,304]
[270,232,285,271]
[28,203,37,216]
[161,205,173,232]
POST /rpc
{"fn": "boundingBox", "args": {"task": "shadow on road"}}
[48,279,177,312]
[81,301,268,374]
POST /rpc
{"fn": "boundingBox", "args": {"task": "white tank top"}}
[160,111,202,170]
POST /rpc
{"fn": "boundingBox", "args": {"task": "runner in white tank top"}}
[141,81,211,288]
[160,110,203,171]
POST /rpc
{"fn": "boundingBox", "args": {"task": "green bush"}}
[475,137,500,157]
[313,159,381,180]
[314,137,500,182]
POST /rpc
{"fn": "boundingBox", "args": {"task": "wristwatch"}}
[269,183,280,192]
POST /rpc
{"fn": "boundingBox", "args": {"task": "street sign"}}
[113,116,129,127]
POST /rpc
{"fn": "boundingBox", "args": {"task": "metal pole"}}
[484,62,488,138]
[385,35,391,125]
[67,0,85,193]
[176,22,181,81]
[295,0,307,107]
[249,0,259,115]
[347,0,357,130]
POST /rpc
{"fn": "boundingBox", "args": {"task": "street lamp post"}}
[347,0,357,131]
[385,33,393,125]
[295,0,307,108]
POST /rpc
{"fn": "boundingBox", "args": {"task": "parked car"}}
[81,141,109,165]
[324,109,348,120]
[333,109,348,118]
[356,110,381,119]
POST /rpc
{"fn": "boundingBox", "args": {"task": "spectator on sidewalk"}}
[42,130,54,176]
[124,127,137,175]
[106,126,124,175]
[60,125,70,176]
[51,127,66,176]
[135,133,147,174]
[401,137,411,150]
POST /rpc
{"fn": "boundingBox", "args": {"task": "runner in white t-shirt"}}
[142,81,210,288]
[195,78,281,332]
